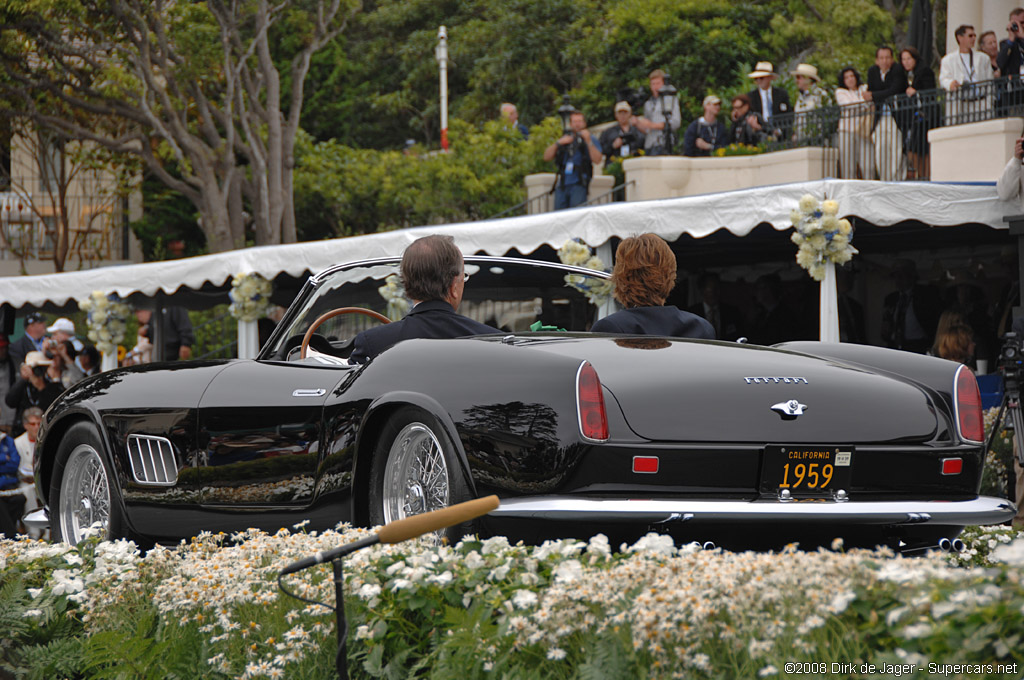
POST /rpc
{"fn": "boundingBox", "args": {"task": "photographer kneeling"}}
[4,352,62,438]
[543,109,602,210]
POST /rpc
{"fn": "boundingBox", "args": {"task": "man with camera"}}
[683,95,728,157]
[635,69,681,156]
[599,101,642,164]
[941,25,993,122]
[3,351,62,438]
[543,109,603,210]
[998,10,1024,114]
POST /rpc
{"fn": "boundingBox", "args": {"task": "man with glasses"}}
[941,25,993,123]
[349,235,500,364]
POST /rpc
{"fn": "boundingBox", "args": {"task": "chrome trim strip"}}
[127,435,178,486]
[293,388,328,397]
[311,255,611,285]
[489,495,1016,526]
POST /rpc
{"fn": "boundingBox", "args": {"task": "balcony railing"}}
[762,77,1011,181]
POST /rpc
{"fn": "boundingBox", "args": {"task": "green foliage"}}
[130,172,206,262]
[763,0,895,89]
[2,528,1024,679]
[293,116,560,236]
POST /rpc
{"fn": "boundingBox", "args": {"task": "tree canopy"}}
[0,0,946,257]
[0,0,358,253]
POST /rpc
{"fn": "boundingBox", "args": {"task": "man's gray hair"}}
[401,235,462,302]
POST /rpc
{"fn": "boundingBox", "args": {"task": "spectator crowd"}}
[535,7,1024,208]
[0,307,195,537]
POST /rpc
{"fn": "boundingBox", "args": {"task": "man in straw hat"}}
[791,63,833,139]
[746,61,791,138]
[635,68,681,156]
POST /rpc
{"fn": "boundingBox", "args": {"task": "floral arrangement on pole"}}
[378,274,410,321]
[228,272,274,322]
[790,194,857,281]
[557,239,614,306]
[79,291,131,356]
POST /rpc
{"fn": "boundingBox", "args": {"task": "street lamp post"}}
[659,76,678,155]
[436,26,449,151]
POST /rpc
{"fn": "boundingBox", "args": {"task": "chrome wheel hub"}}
[59,444,111,545]
[382,423,450,534]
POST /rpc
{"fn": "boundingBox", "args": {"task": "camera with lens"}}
[1014,22,1020,32]
[617,87,649,114]
[998,332,1022,391]
[31,365,47,378]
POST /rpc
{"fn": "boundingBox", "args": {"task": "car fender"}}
[349,391,478,524]
[35,403,137,535]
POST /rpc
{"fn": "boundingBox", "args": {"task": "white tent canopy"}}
[0,178,1012,310]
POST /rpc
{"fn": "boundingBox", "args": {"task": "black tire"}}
[368,407,473,544]
[50,422,127,546]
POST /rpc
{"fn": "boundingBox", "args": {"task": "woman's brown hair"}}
[611,234,677,308]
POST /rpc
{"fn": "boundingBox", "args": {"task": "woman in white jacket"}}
[835,67,874,180]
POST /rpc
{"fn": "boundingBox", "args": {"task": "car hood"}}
[521,337,939,444]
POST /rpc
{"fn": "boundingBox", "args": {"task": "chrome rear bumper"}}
[489,496,1017,527]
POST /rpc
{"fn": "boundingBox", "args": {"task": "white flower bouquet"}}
[228,272,274,322]
[557,239,614,306]
[790,195,858,281]
[78,291,131,356]
[378,274,410,321]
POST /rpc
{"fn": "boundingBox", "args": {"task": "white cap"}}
[47,318,75,334]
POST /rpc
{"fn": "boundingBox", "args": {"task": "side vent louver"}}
[127,435,178,486]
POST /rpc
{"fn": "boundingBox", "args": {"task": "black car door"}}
[193,360,351,509]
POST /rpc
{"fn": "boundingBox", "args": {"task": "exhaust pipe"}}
[938,537,952,552]
[684,541,717,551]
[951,538,966,553]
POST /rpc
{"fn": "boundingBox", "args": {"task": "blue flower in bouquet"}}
[790,195,857,281]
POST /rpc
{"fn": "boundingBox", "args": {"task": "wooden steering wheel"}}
[300,307,391,359]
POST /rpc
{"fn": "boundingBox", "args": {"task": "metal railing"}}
[762,77,1011,181]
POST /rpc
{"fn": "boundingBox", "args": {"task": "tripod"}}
[986,335,1024,504]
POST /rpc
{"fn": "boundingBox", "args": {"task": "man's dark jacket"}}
[349,300,500,364]
[9,335,41,369]
[746,86,792,120]
[866,64,908,128]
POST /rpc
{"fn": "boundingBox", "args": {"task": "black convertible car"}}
[29,256,1016,551]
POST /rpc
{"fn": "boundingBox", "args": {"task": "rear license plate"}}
[759,446,853,497]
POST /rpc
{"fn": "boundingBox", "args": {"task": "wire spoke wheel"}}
[58,443,111,545]
[382,423,451,536]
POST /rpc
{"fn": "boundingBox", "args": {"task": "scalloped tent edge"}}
[0,178,1011,310]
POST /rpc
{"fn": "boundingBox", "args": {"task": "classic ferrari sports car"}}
[29,256,1016,551]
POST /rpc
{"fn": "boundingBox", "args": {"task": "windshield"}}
[263,257,614,361]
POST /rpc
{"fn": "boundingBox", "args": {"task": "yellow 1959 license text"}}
[760,446,853,497]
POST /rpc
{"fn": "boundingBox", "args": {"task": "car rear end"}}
[486,336,1014,551]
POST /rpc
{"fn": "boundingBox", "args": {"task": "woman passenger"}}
[591,234,715,338]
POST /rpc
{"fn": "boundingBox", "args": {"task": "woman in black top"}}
[591,234,715,339]
[899,47,938,179]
